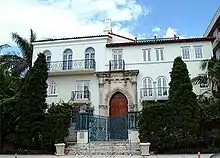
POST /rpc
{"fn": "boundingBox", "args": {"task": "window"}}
[181,47,190,59]
[75,81,90,100]
[85,47,95,69]
[143,49,151,61]
[63,49,73,70]
[195,46,203,59]
[112,49,123,69]
[43,50,51,70]
[142,77,153,97]
[49,81,56,95]
[157,77,168,96]
[155,48,164,61]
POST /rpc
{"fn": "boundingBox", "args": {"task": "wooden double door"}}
[109,92,128,140]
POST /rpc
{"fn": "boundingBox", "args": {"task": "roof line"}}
[33,35,112,43]
[108,32,135,42]
[106,37,215,48]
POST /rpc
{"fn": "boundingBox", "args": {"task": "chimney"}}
[103,18,112,34]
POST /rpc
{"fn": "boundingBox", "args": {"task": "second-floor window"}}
[155,48,164,61]
[143,49,151,61]
[195,46,203,59]
[43,50,51,70]
[181,46,190,59]
[85,47,95,69]
[112,49,123,69]
[63,49,73,70]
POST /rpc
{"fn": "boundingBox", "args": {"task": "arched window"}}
[49,81,56,95]
[157,76,168,96]
[43,50,51,70]
[63,49,73,70]
[142,77,153,97]
[85,47,95,69]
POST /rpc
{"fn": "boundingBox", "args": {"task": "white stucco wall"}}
[46,74,100,113]
[32,37,109,72]
[32,36,213,113]
[105,41,213,110]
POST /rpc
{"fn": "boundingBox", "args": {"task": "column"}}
[76,111,89,144]
[127,111,140,143]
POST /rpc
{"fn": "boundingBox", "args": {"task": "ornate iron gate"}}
[89,114,128,141]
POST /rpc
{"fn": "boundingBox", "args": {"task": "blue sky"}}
[0,0,219,54]
[133,0,220,37]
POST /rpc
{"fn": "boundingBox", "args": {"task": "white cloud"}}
[0,0,149,45]
[152,27,161,32]
[165,27,177,37]
[150,26,186,39]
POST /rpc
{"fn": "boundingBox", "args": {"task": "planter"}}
[139,142,151,156]
[55,143,65,156]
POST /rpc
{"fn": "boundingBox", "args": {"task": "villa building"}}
[204,6,220,59]
[32,19,214,145]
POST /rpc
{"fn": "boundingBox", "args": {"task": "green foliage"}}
[138,102,176,152]
[13,53,48,149]
[139,57,201,153]
[42,102,72,152]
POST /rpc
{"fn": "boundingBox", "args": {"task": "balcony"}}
[69,90,91,104]
[213,32,220,51]
[140,87,169,101]
[109,60,125,71]
[47,59,96,76]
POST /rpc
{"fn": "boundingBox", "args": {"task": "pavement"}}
[0,154,214,158]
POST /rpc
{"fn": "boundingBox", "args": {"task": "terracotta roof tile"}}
[106,37,215,47]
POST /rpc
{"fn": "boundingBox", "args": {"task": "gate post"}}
[127,111,140,143]
[76,111,89,144]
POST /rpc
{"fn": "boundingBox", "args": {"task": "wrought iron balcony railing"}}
[140,87,169,100]
[109,60,125,71]
[71,90,91,101]
[47,59,96,71]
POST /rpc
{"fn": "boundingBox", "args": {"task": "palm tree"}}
[192,56,220,98]
[0,29,36,76]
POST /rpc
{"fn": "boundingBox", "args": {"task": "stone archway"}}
[108,91,128,140]
[105,88,133,114]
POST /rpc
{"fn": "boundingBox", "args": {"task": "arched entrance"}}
[109,92,128,140]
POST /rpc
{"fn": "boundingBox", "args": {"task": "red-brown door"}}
[109,92,128,140]
[109,92,128,117]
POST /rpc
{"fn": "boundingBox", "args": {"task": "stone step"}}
[66,141,140,155]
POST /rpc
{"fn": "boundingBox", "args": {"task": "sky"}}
[0,0,219,53]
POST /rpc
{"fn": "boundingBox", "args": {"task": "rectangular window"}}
[143,49,151,61]
[75,80,90,100]
[155,48,164,61]
[156,49,159,61]
[181,47,190,59]
[143,50,146,61]
[195,46,203,59]
[112,49,123,69]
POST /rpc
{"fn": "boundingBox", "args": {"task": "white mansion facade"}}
[32,23,214,143]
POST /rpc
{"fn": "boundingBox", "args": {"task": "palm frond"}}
[12,31,32,66]
[30,29,37,43]
[200,59,210,70]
